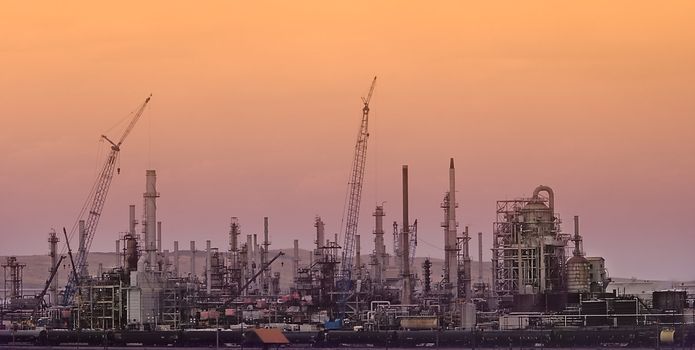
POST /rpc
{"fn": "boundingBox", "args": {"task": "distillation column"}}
[48,231,59,305]
[143,170,159,270]
[262,217,270,294]
[444,158,458,293]
[372,206,386,283]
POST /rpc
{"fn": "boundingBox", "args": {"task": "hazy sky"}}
[1,1,694,280]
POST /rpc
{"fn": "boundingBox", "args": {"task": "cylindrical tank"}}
[566,256,591,293]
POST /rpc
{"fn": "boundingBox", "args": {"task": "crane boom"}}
[62,96,151,305]
[340,77,376,280]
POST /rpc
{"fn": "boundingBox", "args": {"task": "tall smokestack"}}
[263,217,270,290]
[190,240,196,278]
[573,215,583,257]
[230,217,239,253]
[314,217,325,256]
[143,170,159,269]
[129,205,137,237]
[401,165,412,304]
[173,241,180,277]
[206,240,212,294]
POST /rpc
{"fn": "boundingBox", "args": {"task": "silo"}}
[566,256,591,293]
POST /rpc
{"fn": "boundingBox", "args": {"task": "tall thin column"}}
[401,165,412,304]
[143,170,159,268]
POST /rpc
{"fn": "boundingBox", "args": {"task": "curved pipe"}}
[532,185,554,211]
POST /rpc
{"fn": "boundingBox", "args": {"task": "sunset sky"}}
[1,1,694,280]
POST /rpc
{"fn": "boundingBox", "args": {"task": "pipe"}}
[532,185,554,211]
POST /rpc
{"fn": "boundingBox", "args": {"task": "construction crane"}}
[62,95,152,305]
[30,255,65,320]
[224,251,284,307]
[337,77,376,318]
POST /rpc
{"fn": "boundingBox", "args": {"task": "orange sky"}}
[1,1,694,280]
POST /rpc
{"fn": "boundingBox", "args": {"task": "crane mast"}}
[340,77,376,280]
[62,95,151,305]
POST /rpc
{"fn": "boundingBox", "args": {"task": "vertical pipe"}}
[190,240,196,278]
[206,240,212,294]
[173,241,179,277]
[263,217,270,291]
[401,165,411,304]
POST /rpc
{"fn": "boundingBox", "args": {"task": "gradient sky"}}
[1,1,694,280]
